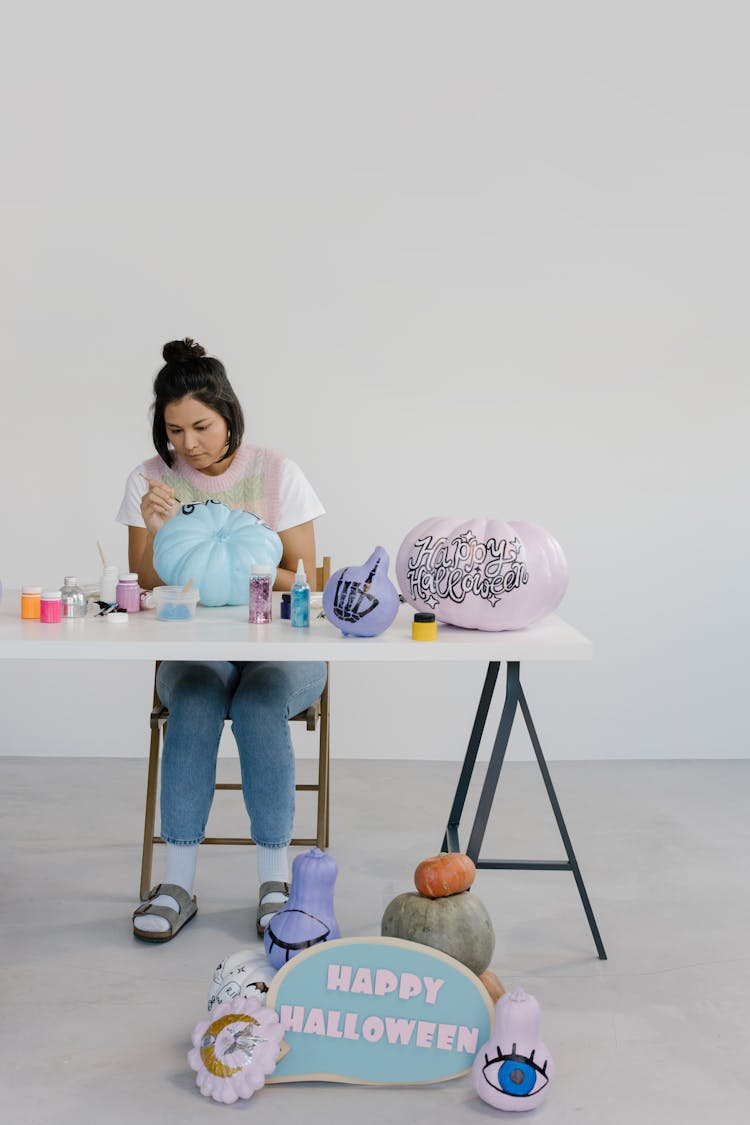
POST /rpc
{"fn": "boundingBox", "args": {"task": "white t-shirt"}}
[116,446,324,532]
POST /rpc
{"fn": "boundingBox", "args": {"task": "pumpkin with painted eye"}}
[472,988,554,1110]
[153,500,282,606]
[396,517,568,631]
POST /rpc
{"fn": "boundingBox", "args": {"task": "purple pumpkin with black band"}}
[264,848,340,969]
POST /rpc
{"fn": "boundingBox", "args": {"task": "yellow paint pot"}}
[412,612,437,641]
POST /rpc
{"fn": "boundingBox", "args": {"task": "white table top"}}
[0,592,592,663]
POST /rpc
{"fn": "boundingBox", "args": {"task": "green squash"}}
[381,890,495,975]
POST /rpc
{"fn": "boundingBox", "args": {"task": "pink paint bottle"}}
[116,573,141,613]
[40,590,62,623]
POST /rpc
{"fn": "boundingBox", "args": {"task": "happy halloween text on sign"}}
[267,938,493,1085]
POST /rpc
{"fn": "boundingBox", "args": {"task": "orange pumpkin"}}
[478,969,506,1003]
[414,852,476,898]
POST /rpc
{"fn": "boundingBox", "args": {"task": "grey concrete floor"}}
[1,756,749,1124]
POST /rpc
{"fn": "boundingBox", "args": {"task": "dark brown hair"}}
[151,338,245,467]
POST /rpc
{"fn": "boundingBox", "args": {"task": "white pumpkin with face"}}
[208,950,275,1012]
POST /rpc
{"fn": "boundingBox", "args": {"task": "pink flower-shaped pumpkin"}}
[188,996,284,1103]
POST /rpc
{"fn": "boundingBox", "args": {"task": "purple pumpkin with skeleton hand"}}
[322,546,400,637]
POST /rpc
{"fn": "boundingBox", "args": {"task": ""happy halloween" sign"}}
[266,937,493,1085]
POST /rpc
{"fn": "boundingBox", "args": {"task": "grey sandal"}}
[256,880,289,937]
[133,883,198,943]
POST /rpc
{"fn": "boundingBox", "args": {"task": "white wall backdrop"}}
[1,1,747,761]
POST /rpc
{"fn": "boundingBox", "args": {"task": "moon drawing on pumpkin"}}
[189,996,285,1103]
[199,1012,266,1078]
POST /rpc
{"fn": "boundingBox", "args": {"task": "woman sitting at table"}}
[116,337,327,943]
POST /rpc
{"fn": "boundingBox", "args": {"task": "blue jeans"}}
[156,661,328,848]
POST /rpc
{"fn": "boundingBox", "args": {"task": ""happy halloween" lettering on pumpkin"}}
[406,532,529,608]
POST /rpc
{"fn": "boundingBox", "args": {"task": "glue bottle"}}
[100,565,119,605]
[291,558,310,628]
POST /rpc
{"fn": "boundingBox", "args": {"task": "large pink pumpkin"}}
[395,517,568,632]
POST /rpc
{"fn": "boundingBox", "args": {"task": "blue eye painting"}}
[481,1042,550,1098]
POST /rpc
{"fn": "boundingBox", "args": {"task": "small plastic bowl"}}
[153,586,200,621]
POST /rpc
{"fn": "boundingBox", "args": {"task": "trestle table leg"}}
[441,660,607,960]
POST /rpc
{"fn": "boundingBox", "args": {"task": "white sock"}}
[134,843,198,934]
[257,845,290,930]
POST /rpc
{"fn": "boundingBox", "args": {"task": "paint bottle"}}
[61,576,88,619]
[280,592,291,620]
[21,586,43,620]
[291,559,310,628]
[249,565,273,624]
[116,573,141,613]
[100,565,119,605]
[412,611,437,641]
[40,590,63,623]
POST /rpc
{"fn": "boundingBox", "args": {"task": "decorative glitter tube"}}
[249,566,273,624]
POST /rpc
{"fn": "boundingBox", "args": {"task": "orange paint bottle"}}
[21,586,42,619]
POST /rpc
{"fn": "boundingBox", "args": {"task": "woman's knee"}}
[157,661,236,713]
[229,662,326,723]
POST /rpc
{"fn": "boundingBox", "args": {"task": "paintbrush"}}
[140,472,183,504]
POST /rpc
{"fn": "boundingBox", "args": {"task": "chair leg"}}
[140,723,161,900]
[316,677,331,849]
[139,659,331,891]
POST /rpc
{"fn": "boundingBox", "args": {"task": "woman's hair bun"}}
[162,337,207,364]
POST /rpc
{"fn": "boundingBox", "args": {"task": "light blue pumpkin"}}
[153,501,282,607]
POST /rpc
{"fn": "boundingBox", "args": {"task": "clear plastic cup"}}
[153,586,200,621]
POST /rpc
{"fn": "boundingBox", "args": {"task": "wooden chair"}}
[139,558,331,900]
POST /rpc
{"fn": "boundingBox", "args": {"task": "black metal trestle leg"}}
[440,660,607,960]
[441,662,500,853]
[517,685,607,960]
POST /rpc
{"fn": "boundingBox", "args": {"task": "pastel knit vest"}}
[142,444,284,530]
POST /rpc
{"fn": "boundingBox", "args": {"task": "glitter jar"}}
[21,586,43,619]
[280,592,291,620]
[40,590,63,623]
[116,573,141,613]
[249,565,273,624]
[412,612,437,641]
